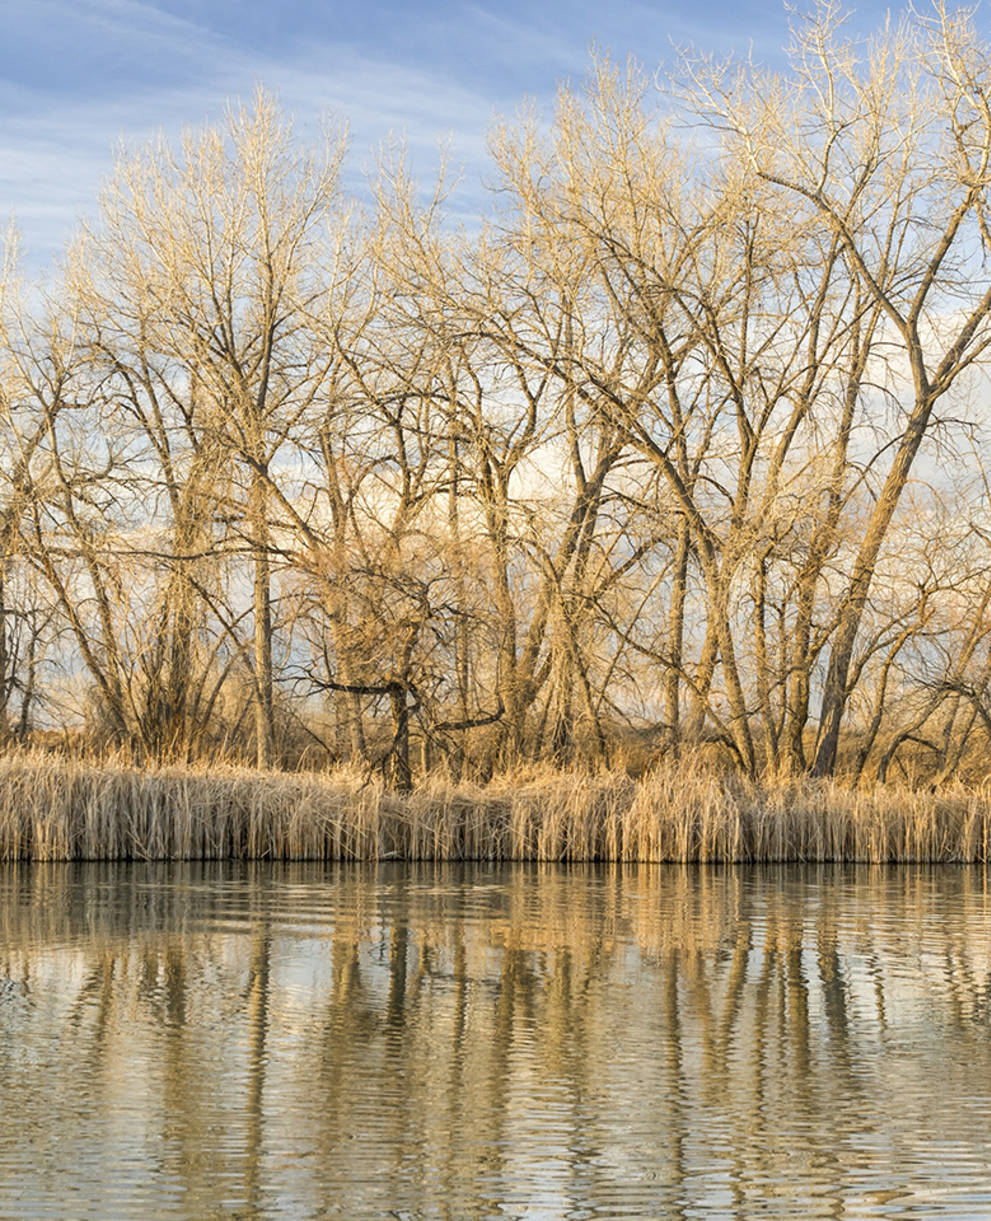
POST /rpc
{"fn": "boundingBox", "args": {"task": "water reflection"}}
[1,863,991,1217]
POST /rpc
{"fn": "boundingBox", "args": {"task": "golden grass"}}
[2,751,991,862]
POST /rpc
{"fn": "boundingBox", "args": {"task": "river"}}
[1,862,990,1218]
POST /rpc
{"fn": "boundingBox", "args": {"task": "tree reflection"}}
[2,863,991,1217]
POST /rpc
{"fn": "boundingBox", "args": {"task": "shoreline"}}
[1,754,990,863]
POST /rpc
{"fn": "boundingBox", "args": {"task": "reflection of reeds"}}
[2,753,991,861]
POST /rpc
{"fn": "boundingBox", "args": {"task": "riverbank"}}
[1,753,990,862]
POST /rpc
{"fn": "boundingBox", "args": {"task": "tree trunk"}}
[664,519,690,747]
[812,395,934,776]
[387,683,412,791]
[251,469,275,769]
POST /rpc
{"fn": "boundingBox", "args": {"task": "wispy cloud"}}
[0,0,905,271]
[1,0,510,270]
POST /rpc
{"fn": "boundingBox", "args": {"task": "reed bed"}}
[2,752,991,862]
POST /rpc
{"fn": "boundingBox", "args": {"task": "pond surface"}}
[1,863,991,1218]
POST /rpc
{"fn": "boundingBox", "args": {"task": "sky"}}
[1,0,908,271]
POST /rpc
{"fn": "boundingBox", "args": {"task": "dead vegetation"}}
[0,752,988,863]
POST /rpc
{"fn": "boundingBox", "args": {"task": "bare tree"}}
[76,91,347,765]
[686,3,991,773]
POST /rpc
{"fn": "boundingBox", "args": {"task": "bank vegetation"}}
[2,752,991,862]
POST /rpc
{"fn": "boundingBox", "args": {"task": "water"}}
[1,863,991,1218]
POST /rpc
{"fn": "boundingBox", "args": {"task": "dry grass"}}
[1,751,990,862]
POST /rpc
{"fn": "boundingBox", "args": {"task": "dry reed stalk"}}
[0,751,990,862]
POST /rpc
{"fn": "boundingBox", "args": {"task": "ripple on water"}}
[2,862,991,1217]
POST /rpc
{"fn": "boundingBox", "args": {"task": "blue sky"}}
[1,0,906,269]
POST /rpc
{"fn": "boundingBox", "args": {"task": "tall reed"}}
[1,752,990,862]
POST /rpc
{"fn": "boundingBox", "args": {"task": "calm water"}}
[1,864,991,1218]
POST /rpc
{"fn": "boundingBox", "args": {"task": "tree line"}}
[3,4,991,786]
